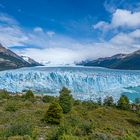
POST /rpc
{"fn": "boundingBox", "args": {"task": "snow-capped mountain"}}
[0,43,42,70]
[78,50,140,70]
[21,56,43,66]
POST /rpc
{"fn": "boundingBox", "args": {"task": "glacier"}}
[0,66,140,101]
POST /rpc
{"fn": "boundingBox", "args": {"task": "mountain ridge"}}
[0,43,42,70]
[78,50,140,70]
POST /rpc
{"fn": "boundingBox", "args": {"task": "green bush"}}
[7,135,31,140]
[8,135,24,140]
[117,95,129,110]
[73,100,81,106]
[23,90,34,100]
[0,90,10,100]
[103,96,114,106]
[59,134,79,140]
[4,122,32,137]
[42,95,55,103]
[59,87,73,113]
[97,97,102,105]
[43,101,63,124]
[80,121,93,135]
[89,132,116,140]
[5,101,18,112]
[47,124,72,140]
[82,101,98,110]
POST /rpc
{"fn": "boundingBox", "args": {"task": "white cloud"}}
[47,31,55,37]
[0,13,18,25]
[94,9,140,30]
[1,12,140,65]
[0,26,28,47]
[33,27,43,32]
[112,9,140,28]
[93,21,110,31]
[16,43,120,65]
[0,14,28,47]
[104,0,125,13]
[16,30,140,65]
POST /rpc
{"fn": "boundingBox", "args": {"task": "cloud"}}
[33,27,43,32]
[16,29,140,64]
[93,21,110,31]
[0,13,28,47]
[1,12,140,65]
[94,9,140,30]
[0,13,18,25]
[0,26,28,47]
[104,0,140,13]
[16,43,120,65]
[104,0,125,13]
[47,31,55,37]
[112,9,140,28]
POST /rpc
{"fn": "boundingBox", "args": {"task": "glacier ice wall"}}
[0,66,140,101]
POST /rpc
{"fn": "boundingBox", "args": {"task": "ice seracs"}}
[0,66,140,101]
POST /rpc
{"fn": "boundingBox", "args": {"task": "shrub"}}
[43,101,63,124]
[24,90,34,100]
[4,122,32,137]
[89,132,116,140]
[8,135,24,140]
[47,124,72,140]
[0,90,10,99]
[7,135,31,140]
[82,101,98,110]
[73,100,81,106]
[117,95,129,110]
[42,95,55,103]
[59,87,73,113]
[80,121,93,135]
[5,101,18,112]
[103,96,114,106]
[59,134,79,140]
[97,97,102,105]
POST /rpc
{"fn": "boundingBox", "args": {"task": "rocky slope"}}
[78,50,140,70]
[0,43,42,70]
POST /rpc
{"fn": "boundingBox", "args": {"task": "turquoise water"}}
[123,86,140,102]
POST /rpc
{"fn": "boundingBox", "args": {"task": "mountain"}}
[0,43,42,70]
[21,56,43,66]
[78,50,140,70]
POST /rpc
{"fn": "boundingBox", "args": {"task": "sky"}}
[0,0,140,64]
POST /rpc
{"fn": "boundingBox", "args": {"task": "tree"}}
[24,90,34,99]
[117,95,129,110]
[97,97,102,105]
[44,102,63,124]
[103,96,114,106]
[59,87,73,113]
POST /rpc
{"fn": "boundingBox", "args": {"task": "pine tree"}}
[44,102,63,124]
[59,87,73,113]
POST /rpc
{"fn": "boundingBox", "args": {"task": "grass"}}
[0,94,140,140]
